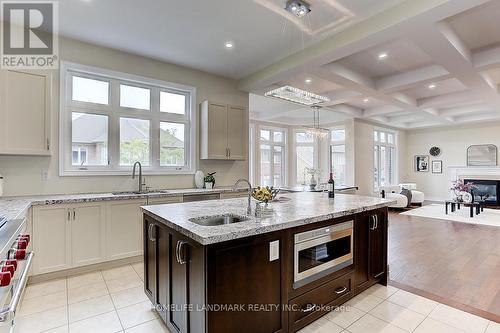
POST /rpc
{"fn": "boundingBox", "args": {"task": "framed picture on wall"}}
[432,160,442,174]
[414,155,429,172]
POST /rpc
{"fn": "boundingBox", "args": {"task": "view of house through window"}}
[62,63,195,174]
[374,129,397,190]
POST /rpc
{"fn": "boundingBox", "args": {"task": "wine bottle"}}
[328,173,335,198]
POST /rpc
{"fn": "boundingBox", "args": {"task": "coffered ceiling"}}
[244,0,500,129]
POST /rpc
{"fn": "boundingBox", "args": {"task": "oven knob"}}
[13,240,28,250]
[7,249,26,260]
[0,272,11,287]
[1,260,17,270]
[0,265,14,277]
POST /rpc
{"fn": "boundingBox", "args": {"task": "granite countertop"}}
[0,187,246,221]
[141,192,396,245]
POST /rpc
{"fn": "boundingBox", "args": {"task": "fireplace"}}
[464,179,500,205]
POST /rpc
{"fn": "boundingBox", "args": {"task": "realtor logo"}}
[1,1,58,69]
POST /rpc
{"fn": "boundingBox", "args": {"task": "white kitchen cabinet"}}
[71,203,106,267]
[33,205,72,274]
[0,69,52,155]
[106,199,147,260]
[200,101,247,160]
[32,202,105,274]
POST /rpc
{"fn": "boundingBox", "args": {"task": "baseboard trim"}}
[28,255,143,284]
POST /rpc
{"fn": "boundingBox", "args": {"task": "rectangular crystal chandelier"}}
[264,86,330,106]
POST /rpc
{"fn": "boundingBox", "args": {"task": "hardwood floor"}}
[388,208,500,322]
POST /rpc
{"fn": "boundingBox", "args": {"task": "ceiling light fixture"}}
[378,52,388,60]
[224,42,234,49]
[304,106,329,139]
[428,83,436,89]
[363,98,369,103]
[304,78,312,84]
[285,0,311,17]
[265,85,330,106]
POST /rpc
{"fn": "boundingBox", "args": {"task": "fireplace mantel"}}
[449,165,500,182]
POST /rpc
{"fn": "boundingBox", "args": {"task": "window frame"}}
[257,125,287,188]
[329,127,346,186]
[292,129,319,186]
[59,61,197,176]
[373,128,398,191]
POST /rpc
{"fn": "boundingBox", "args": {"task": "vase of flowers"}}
[450,180,477,202]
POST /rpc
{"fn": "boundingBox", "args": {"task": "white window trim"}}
[257,125,287,188]
[292,128,319,187]
[59,61,197,176]
[373,127,398,191]
[327,126,346,186]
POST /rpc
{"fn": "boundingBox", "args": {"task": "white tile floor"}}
[15,263,499,333]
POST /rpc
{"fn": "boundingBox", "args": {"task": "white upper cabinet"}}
[0,69,52,155]
[200,101,247,160]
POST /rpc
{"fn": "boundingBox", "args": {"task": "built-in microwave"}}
[293,221,353,288]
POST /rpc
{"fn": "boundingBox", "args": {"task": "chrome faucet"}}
[132,161,145,193]
[233,178,252,215]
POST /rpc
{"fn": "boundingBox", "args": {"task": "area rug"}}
[400,203,500,228]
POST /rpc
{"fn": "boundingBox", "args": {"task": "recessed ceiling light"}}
[304,78,312,84]
[428,83,437,89]
[224,42,234,49]
[363,98,369,103]
[378,52,388,60]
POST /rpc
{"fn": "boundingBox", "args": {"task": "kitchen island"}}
[141,192,395,333]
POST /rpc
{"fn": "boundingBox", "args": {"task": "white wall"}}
[0,37,249,196]
[404,122,500,201]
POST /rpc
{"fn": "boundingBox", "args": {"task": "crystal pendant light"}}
[304,106,329,139]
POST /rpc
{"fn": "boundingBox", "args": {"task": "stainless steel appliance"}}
[0,217,33,333]
[294,221,353,288]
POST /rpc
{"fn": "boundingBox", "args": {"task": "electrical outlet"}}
[41,169,50,181]
[269,240,280,261]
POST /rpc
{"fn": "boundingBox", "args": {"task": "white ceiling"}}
[244,0,500,129]
[58,0,404,79]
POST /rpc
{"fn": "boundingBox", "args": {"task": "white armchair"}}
[399,183,425,206]
[380,185,408,208]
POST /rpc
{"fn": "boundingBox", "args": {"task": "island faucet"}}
[233,178,252,215]
[132,161,145,193]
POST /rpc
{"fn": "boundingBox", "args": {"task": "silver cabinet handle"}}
[228,148,231,157]
[334,286,347,295]
[0,251,34,322]
[301,303,316,313]
[148,224,156,242]
[73,209,76,221]
[375,215,379,229]
[176,240,188,264]
[370,215,376,230]
[67,209,71,221]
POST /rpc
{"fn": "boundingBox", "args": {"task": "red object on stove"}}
[0,272,11,287]
[0,265,14,277]
[1,260,17,270]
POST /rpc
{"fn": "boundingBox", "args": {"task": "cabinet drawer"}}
[289,273,353,330]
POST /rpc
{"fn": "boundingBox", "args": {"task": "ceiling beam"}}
[376,65,451,93]
[473,45,500,70]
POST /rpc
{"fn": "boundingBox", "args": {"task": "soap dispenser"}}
[0,174,3,197]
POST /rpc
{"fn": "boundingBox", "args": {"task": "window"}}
[329,128,346,185]
[258,128,286,187]
[60,62,196,175]
[295,131,315,185]
[374,129,397,190]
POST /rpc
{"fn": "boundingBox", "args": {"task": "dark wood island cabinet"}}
[143,203,389,333]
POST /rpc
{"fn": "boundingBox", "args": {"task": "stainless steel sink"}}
[112,189,169,195]
[188,214,248,226]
